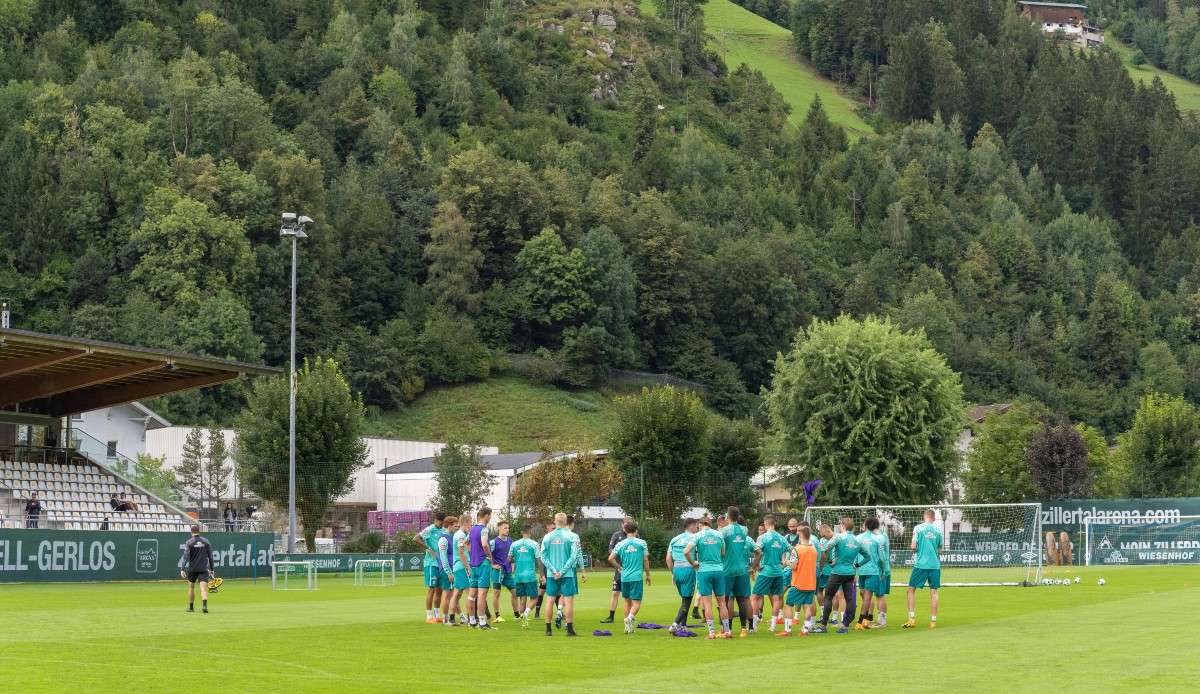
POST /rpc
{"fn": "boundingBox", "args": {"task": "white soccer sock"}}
[878,611,886,624]
[803,619,812,632]
[783,618,792,633]
[433,608,440,618]
[908,611,916,620]
[707,619,715,633]
[468,615,477,625]
[931,615,937,622]
[425,609,432,618]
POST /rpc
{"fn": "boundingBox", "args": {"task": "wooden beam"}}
[0,360,165,407]
[47,371,239,416]
[0,349,88,379]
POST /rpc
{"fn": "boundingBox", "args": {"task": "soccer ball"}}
[1073,576,1080,584]
[1042,578,1052,585]
[1097,578,1106,586]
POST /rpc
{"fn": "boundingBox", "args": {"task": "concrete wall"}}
[71,404,159,461]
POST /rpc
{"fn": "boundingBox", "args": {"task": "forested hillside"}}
[0,0,1198,437]
[1101,0,1200,84]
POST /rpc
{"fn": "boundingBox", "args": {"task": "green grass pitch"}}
[1,565,1198,692]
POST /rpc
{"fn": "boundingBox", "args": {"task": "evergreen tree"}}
[205,427,231,508]
[424,200,483,315]
[176,427,206,509]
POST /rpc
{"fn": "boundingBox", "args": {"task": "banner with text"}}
[274,553,425,573]
[1088,517,1200,565]
[0,530,276,583]
[1039,498,1200,535]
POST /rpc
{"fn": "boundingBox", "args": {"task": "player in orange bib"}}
[779,526,819,636]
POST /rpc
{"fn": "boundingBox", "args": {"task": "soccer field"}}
[1,566,1197,692]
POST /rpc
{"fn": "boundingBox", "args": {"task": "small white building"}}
[377,451,542,513]
[70,401,170,464]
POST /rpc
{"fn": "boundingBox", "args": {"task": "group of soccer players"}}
[416,505,944,639]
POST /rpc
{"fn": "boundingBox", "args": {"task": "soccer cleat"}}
[739,628,749,638]
[720,631,733,639]
[425,617,435,624]
[434,617,444,624]
[902,619,917,629]
[706,632,717,640]
[186,607,194,613]
[599,616,615,624]
[810,625,827,634]
[799,630,809,637]
[854,621,868,631]
[493,616,505,623]
[555,610,564,630]
[835,626,849,634]
[202,608,208,614]
[776,630,791,638]
[929,622,936,629]
[871,622,887,629]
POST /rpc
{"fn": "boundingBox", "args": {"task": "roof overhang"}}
[0,328,278,418]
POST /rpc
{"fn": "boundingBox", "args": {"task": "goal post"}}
[804,503,1043,586]
[353,559,397,586]
[1084,515,1200,566]
[272,560,317,590]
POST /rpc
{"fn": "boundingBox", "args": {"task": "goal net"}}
[1085,515,1200,566]
[353,559,397,586]
[272,560,318,590]
[804,503,1043,586]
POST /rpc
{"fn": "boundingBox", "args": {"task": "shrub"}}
[342,531,384,553]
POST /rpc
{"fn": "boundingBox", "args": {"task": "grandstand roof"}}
[0,328,278,418]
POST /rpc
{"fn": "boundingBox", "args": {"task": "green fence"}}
[0,530,276,583]
[274,552,426,573]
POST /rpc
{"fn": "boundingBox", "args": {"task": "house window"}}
[106,441,118,458]
[952,523,961,532]
[70,413,83,422]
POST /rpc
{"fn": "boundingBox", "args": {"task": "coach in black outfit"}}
[25,492,42,528]
[181,525,215,613]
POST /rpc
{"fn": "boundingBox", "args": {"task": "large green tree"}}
[235,358,369,550]
[766,316,964,505]
[1122,393,1200,497]
[609,385,712,521]
[963,401,1046,503]
[429,441,493,516]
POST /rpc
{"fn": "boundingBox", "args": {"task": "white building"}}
[377,451,541,513]
[69,401,170,464]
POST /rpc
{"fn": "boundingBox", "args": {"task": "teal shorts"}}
[785,587,816,606]
[621,580,644,600]
[515,581,539,598]
[878,573,891,596]
[818,573,830,591]
[453,567,470,590]
[909,568,941,589]
[697,570,726,597]
[423,565,442,588]
[724,573,751,598]
[672,566,696,598]
[491,568,514,590]
[752,574,787,596]
[470,564,491,589]
[439,570,452,590]
[545,575,578,597]
[860,575,883,594]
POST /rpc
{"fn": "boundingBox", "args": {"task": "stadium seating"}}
[0,458,192,531]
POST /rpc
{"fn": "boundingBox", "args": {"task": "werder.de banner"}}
[0,530,276,582]
[1039,498,1200,535]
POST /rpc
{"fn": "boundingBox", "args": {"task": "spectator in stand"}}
[100,517,110,530]
[223,502,237,532]
[25,492,42,528]
[110,493,140,513]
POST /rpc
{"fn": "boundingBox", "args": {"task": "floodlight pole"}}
[281,214,310,553]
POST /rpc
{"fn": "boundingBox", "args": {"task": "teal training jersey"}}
[912,521,943,570]
[510,537,540,582]
[814,536,833,575]
[612,537,649,582]
[668,531,695,563]
[755,530,789,577]
[452,529,469,571]
[540,528,581,577]
[436,531,452,572]
[874,530,892,574]
[721,523,751,576]
[691,528,725,572]
[855,531,882,576]
[419,524,439,568]
[827,531,866,576]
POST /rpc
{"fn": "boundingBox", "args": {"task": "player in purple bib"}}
[467,507,495,629]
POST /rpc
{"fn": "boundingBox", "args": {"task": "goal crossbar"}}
[804,503,1043,587]
[353,559,397,586]
[272,560,318,590]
